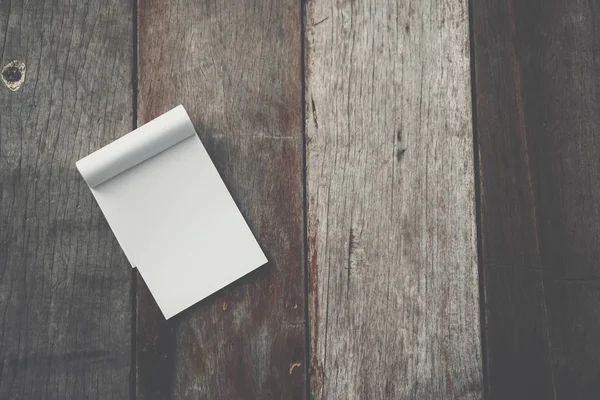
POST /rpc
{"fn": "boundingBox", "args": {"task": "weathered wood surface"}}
[4,0,598,398]
[473,0,600,399]
[0,0,133,399]
[136,0,305,399]
[305,0,482,398]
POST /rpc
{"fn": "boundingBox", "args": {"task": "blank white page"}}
[76,105,267,319]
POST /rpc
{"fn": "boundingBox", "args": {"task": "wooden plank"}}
[473,0,600,398]
[136,0,305,398]
[305,0,482,398]
[0,0,133,399]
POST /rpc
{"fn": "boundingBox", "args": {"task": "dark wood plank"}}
[136,0,305,399]
[0,0,133,399]
[305,0,482,398]
[473,0,600,398]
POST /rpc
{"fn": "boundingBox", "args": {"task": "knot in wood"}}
[1,60,26,91]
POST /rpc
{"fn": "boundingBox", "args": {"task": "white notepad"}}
[76,105,267,319]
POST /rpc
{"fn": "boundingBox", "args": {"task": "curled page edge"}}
[76,105,195,188]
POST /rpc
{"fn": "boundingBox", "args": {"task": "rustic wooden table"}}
[1,0,598,399]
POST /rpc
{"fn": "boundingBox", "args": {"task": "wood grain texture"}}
[136,0,305,399]
[0,0,133,399]
[473,0,600,398]
[305,0,482,398]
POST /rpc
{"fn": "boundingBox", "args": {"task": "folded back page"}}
[76,105,267,319]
